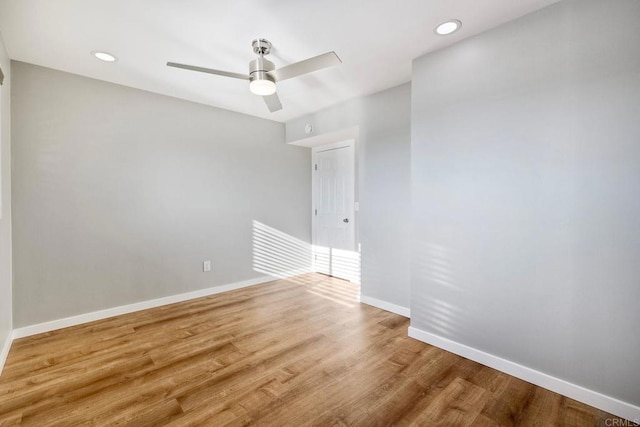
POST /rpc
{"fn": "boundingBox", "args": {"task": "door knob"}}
[343,218,349,223]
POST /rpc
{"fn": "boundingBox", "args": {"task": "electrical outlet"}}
[203,260,211,272]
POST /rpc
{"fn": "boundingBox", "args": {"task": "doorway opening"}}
[312,139,360,283]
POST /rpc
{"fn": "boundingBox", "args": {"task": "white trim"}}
[259,268,313,280]
[12,275,275,339]
[311,139,355,154]
[408,326,640,423]
[281,268,313,277]
[361,295,410,318]
[288,126,359,148]
[0,329,14,375]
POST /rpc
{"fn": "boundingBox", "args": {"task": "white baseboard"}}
[262,268,313,280]
[408,326,640,423]
[12,275,275,339]
[361,295,410,318]
[0,329,14,376]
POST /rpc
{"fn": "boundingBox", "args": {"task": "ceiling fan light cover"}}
[249,77,276,96]
[249,80,276,96]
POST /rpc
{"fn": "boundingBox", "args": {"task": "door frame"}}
[311,139,358,271]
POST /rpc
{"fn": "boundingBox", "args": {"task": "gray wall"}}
[286,83,411,309]
[12,61,310,327]
[411,0,640,406]
[0,36,12,352]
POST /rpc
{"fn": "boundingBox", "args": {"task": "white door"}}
[313,142,359,282]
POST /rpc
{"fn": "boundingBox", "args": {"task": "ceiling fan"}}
[167,39,342,113]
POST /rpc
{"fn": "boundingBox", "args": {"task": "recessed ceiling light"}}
[435,20,462,36]
[91,51,117,62]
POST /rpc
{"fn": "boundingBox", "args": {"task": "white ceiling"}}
[0,0,559,122]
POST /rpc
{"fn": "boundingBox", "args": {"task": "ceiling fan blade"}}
[268,52,341,82]
[167,62,249,80]
[263,93,283,112]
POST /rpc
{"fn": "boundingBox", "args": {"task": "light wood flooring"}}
[0,273,623,426]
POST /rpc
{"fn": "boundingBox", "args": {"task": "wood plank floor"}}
[0,273,623,426]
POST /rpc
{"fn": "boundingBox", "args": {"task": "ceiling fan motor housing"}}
[249,56,275,84]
